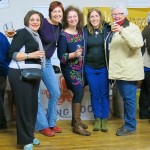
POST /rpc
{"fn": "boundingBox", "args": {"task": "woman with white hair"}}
[106,2,144,136]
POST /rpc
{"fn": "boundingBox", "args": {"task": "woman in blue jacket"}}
[0,32,10,129]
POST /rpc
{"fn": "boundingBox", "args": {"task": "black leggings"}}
[0,76,7,126]
[139,72,150,117]
[72,88,84,103]
[8,68,40,145]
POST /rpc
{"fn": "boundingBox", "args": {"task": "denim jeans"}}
[35,59,60,130]
[85,65,110,119]
[117,80,137,131]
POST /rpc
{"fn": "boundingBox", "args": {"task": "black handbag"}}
[16,62,42,81]
[21,68,42,81]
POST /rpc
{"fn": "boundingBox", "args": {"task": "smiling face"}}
[51,6,63,24]
[28,14,41,32]
[89,10,101,29]
[111,8,125,23]
[67,10,79,28]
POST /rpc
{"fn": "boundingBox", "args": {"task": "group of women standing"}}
[6,1,144,150]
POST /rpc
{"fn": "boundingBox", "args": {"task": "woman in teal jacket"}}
[83,8,111,132]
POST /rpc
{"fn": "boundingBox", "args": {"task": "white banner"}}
[40,74,94,120]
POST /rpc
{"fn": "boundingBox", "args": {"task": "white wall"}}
[0,0,128,33]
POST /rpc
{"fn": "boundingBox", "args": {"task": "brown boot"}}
[71,103,88,129]
[72,103,91,136]
[71,120,88,129]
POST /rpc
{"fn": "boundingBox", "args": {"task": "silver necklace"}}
[95,30,99,37]
[52,25,59,47]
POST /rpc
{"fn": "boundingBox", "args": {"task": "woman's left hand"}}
[111,24,123,33]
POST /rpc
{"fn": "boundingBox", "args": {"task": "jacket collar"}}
[122,18,130,28]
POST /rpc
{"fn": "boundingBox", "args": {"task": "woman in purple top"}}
[35,1,64,136]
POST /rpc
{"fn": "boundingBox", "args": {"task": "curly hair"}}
[62,6,83,32]
[87,8,106,35]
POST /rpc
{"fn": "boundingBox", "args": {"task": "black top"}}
[141,25,150,54]
[8,28,41,65]
[85,29,106,69]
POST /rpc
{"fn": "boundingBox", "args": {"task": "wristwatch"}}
[26,53,30,59]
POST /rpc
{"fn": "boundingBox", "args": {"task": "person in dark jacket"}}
[8,10,45,150]
[83,8,111,132]
[0,32,10,129]
[139,12,150,119]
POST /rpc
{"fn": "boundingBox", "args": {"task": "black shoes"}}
[139,111,150,119]
[139,115,150,119]
[116,126,135,136]
[0,122,7,129]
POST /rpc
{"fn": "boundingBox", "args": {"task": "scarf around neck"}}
[116,18,126,26]
[24,26,45,68]
[25,26,43,51]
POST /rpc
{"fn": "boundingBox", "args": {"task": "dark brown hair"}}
[24,10,43,28]
[62,6,83,32]
[87,8,106,34]
[49,1,64,18]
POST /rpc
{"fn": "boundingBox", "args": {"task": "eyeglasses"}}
[112,13,124,17]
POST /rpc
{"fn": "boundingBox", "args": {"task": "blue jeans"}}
[85,65,110,119]
[35,59,60,130]
[117,80,137,131]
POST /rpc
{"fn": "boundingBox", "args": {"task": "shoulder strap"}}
[15,61,22,75]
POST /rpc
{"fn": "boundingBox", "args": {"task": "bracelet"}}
[26,53,30,59]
